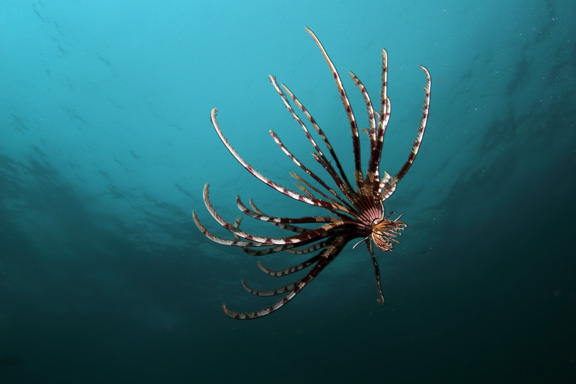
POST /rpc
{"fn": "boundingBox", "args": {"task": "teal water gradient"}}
[1,1,575,383]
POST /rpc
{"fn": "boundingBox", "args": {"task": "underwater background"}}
[1,0,575,383]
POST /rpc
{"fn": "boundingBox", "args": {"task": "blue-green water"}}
[1,0,575,382]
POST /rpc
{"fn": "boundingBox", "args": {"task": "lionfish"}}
[193,27,431,319]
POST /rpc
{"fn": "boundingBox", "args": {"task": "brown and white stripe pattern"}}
[194,27,431,319]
